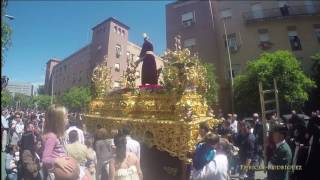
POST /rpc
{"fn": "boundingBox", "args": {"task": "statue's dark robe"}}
[141,54,157,85]
[139,39,158,85]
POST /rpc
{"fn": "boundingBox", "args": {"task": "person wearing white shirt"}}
[13,115,24,137]
[122,126,140,160]
[64,120,85,145]
[190,137,229,180]
[2,110,10,151]
[230,114,238,134]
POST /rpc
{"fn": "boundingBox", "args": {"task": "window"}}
[251,3,263,19]
[117,28,121,35]
[278,1,289,16]
[278,1,288,8]
[181,11,195,27]
[224,33,239,52]
[258,29,270,42]
[220,9,232,19]
[287,27,302,51]
[131,54,135,61]
[314,24,320,43]
[305,0,316,14]
[114,26,117,33]
[183,38,196,51]
[115,63,120,72]
[258,29,272,50]
[121,30,125,36]
[115,44,122,58]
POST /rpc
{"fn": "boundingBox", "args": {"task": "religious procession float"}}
[84,35,221,179]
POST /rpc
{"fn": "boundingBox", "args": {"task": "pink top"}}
[42,132,66,170]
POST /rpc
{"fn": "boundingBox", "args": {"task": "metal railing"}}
[243,5,320,24]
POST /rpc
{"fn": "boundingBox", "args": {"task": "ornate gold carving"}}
[122,57,139,89]
[84,115,221,163]
[88,91,208,121]
[91,61,112,98]
[86,46,221,163]
[161,49,207,95]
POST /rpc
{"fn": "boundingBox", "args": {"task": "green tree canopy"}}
[13,93,33,109]
[308,52,320,110]
[1,90,13,108]
[234,50,315,115]
[1,0,12,66]
[311,52,320,85]
[37,85,46,95]
[32,95,51,111]
[57,87,91,112]
[203,63,219,108]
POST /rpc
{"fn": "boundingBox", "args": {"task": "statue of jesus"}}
[135,33,158,85]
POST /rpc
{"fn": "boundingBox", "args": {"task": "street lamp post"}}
[222,18,234,113]
[208,0,234,113]
[5,15,15,20]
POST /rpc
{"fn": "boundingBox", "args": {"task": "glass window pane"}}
[182,12,194,22]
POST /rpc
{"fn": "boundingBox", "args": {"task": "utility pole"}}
[222,18,234,113]
[208,0,234,112]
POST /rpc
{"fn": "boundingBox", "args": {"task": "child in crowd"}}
[42,105,79,180]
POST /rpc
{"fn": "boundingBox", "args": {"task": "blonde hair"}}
[44,105,68,137]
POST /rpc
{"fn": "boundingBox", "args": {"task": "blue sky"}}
[3,0,172,86]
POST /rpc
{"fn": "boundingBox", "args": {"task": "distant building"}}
[6,82,34,96]
[44,17,163,95]
[166,0,320,111]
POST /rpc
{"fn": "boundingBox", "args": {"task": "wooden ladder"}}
[259,78,280,167]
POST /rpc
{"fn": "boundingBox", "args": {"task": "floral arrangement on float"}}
[161,48,208,96]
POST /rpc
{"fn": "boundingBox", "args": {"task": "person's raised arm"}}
[135,156,143,180]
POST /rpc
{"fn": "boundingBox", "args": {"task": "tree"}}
[1,90,13,108]
[13,93,33,109]
[234,50,315,116]
[311,52,320,86]
[1,0,12,66]
[32,95,51,111]
[203,63,219,108]
[57,87,91,112]
[306,52,320,111]
[37,85,46,95]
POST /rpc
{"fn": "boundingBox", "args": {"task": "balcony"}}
[243,5,320,24]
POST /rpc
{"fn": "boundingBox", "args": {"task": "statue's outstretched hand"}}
[134,59,142,67]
